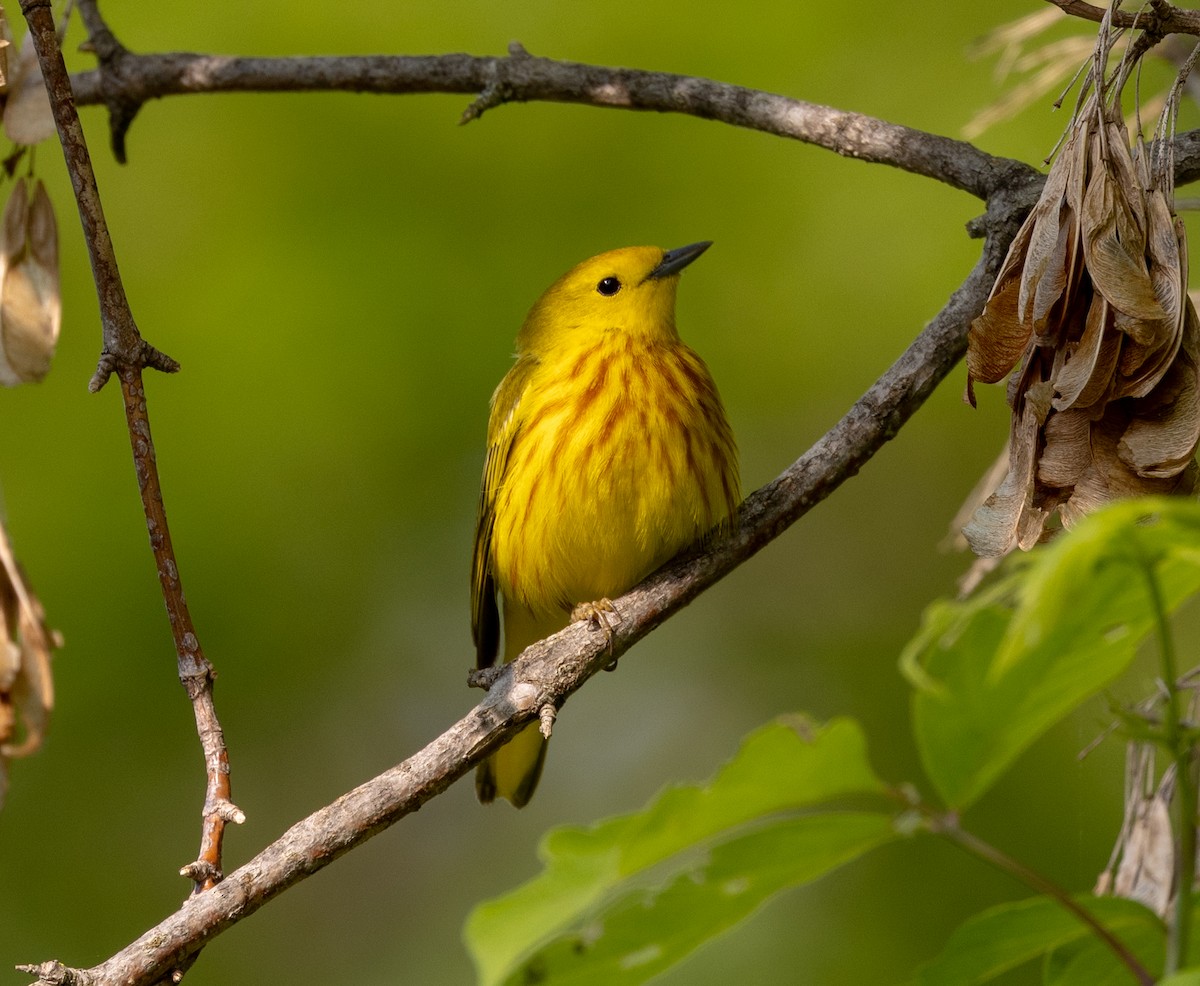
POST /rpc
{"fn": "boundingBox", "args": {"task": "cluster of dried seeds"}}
[0,6,62,809]
[964,104,1200,556]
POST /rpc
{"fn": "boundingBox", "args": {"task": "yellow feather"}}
[471,243,739,806]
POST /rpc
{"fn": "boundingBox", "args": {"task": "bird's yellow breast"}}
[489,330,738,618]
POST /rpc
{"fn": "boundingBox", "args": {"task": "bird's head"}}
[517,242,711,354]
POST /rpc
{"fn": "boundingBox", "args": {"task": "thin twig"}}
[17,179,1022,986]
[931,812,1155,985]
[73,0,138,163]
[16,0,176,388]
[1137,549,1196,974]
[1050,0,1200,37]
[116,364,244,898]
[16,0,240,908]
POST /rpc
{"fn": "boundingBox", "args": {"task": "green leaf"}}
[499,812,895,986]
[465,716,892,986]
[913,894,1159,986]
[1158,971,1200,986]
[905,497,1200,808]
[1042,920,1164,985]
[1043,893,1200,985]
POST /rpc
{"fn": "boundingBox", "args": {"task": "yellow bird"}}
[471,242,740,806]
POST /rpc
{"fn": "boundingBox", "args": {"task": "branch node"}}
[538,702,556,739]
[107,101,143,166]
[88,341,180,392]
[210,797,246,825]
[76,0,143,163]
[179,859,222,884]
[1050,0,1200,36]
[460,44,534,124]
[459,81,510,125]
[88,351,118,392]
[509,681,539,712]
[14,960,86,985]
[467,665,504,690]
[179,665,214,700]
[141,341,181,374]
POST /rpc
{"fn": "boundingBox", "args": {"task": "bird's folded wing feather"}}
[471,356,537,669]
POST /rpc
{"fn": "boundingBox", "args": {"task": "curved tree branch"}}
[62,38,1040,200]
[18,183,1022,985]
[61,40,1200,196]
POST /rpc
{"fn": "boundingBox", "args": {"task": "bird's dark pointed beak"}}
[648,241,712,280]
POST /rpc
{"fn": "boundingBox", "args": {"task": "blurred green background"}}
[0,2,1191,983]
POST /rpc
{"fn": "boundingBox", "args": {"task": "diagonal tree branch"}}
[17,180,1021,986]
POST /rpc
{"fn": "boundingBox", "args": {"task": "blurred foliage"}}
[1,2,1195,985]
[907,499,1200,811]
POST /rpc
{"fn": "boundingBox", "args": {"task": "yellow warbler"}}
[470,242,740,806]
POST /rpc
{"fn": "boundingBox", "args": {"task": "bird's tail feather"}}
[476,721,547,807]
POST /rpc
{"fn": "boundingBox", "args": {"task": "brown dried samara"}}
[963,105,1199,557]
[0,523,57,808]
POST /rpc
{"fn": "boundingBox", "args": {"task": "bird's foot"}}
[570,598,621,670]
[571,597,620,632]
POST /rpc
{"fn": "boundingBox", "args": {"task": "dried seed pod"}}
[0,521,58,809]
[1117,301,1200,478]
[0,7,13,95]
[963,87,1200,558]
[965,231,1038,412]
[0,178,59,385]
[1113,782,1174,917]
[2,31,56,147]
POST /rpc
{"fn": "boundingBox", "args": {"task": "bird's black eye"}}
[596,276,622,296]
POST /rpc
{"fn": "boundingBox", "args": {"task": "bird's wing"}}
[471,356,536,669]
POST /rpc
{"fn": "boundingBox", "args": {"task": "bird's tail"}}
[476,603,562,807]
[476,722,548,807]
